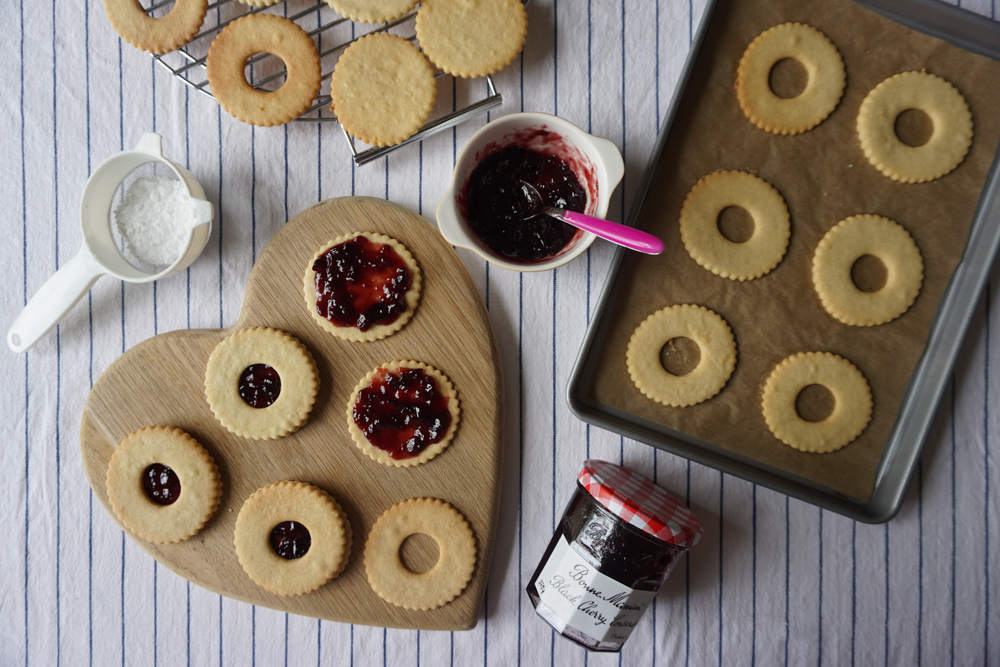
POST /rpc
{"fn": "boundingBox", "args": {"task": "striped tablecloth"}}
[3,0,999,665]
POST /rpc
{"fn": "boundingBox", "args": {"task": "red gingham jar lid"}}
[578,460,703,548]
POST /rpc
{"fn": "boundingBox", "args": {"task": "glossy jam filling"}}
[142,463,181,506]
[312,235,412,331]
[464,145,587,263]
[352,367,451,460]
[269,521,311,560]
[239,363,281,409]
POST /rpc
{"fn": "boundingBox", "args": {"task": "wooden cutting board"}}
[81,197,504,631]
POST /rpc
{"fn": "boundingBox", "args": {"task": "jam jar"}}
[526,460,703,652]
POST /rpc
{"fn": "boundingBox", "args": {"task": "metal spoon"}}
[520,181,664,255]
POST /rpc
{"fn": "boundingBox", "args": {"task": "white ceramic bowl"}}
[436,112,625,272]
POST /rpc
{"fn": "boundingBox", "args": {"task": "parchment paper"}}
[590,0,1000,500]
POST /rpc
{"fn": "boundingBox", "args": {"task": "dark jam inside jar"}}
[312,235,412,331]
[526,483,684,652]
[352,367,452,460]
[464,145,587,263]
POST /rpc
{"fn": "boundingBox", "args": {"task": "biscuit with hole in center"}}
[762,352,873,453]
[206,14,322,127]
[857,71,973,183]
[364,498,476,610]
[736,23,845,135]
[679,171,791,281]
[626,305,737,408]
[812,215,923,326]
[104,0,208,54]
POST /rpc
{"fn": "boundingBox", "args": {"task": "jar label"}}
[534,535,657,644]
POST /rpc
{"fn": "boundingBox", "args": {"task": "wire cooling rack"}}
[146,0,505,166]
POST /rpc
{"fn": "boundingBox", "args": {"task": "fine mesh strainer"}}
[7,132,213,353]
[110,159,182,275]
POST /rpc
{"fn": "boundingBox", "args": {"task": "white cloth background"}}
[2,0,1000,665]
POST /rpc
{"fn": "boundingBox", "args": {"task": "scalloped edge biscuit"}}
[857,71,973,183]
[736,22,846,135]
[679,171,791,281]
[206,14,322,127]
[415,0,527,78]
[812,215,924,326]
[325,0,418,23]
[106,426,222,544]
[364,498,476,610]
[103,0,208,54]
[329,33,436,147]
[330,496,353,577]
[303,232,422,342]
[205,328,318,440]
[761,352,873,453]
[234,482,350,596]
[347,360,460,467]
[626,305,737,407]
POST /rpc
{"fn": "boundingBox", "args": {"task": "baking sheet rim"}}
[566,0,1000,524]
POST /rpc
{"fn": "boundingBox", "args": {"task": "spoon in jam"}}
[519,181,664,255]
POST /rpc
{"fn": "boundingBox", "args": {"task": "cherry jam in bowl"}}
[437,113,624,272]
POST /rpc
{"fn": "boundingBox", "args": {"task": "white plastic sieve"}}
[7,132,213,353]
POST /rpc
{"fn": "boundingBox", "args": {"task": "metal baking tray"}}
[567,0,1000,523]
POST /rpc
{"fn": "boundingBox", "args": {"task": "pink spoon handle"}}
[555,209,665,255]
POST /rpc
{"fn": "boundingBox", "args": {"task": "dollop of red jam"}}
[465,145,587,263]
[312,235,412,331]
[239,363,281,409]
[352,367,452,460]
[269,521,311,560]
[142,463,181,506]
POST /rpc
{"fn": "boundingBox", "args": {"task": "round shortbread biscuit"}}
[626,305,737,408]
[329,34,436,147]
[364,498,476,610]
[736,23,846,135]
[303,232,422,343]
[106,427,221,544]
[812,215,923,326]
[205,328,318,440]
[679,171,791,281]
[347,360,461,467]
[415,0,527,78]
[325,0,418,23]
[103,0,208,54]
[857,71,973,183]
[762,352,873,453]
[234,482,351,597]
[206,14,322,127]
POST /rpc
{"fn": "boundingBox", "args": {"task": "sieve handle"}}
[7,247,105,353]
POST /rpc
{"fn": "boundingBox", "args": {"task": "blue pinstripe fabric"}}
[4,0,1000,665]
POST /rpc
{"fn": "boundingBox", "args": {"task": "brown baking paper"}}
[589,0,1000,500]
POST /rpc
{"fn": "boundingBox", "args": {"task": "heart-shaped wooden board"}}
[81,197,503,631]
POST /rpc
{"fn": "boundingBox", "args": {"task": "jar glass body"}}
[526,482,686,652]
